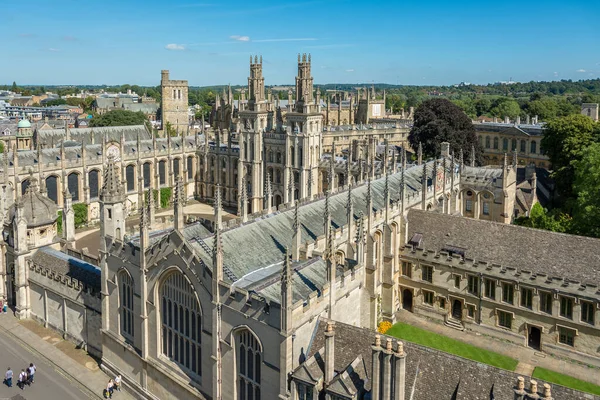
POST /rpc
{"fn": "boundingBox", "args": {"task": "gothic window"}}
[581,301,595,324]
[46,175,58,203]
[539,291,552,315]
[520,140,526,153]
[467,275,479,295]
[559,296,573,319]
[237,328,262,400]
[21,179,30,195]
[485,136,490,149]
[159,160,166,186]
[521,287,533,309]
[558,326,575,346]
[423,290,434,306]
[401,262,412,278]
[465,199,472,212]
[482,202,490,215]
[497,310,512,329]
[143,162,151,188]
[68,172,80,202]
[290,147,295,166]
[89,169,99,199]
[484,279,495,300]
[530,141,537,154]
[126,165,135,192]
[173,158,180,178]
[503,138,508,151]
[119,270,134,339]
[161,271,202,377]
[187,156,194,179]
[297,382,314,400]
[502,282,514,304]
[276,152,282,164]
[276,170,281,184]
[299,147,303,166]
[493,137,499,149]
[421,266,433,283]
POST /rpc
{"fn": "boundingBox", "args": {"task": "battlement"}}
[28,259,101,298]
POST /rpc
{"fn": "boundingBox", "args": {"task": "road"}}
[0,327,95,400]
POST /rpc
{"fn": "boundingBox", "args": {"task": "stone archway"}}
[402,289,413,311]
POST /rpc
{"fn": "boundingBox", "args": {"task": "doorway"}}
[528,326,541,351]
[402,289,413,312]
[6,263,16,307]
[452,300,462,320]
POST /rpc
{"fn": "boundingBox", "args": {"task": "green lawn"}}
[532,367,600,395]
[386,322,518,371]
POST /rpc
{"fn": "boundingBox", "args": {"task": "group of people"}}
[4,364,36,390]
[104,375,122,399]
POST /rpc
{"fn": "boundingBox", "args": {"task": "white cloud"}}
[553,72,559,77]
[48,48,60,52]
[345,69,354,72]
[576,69,586,73]
[230,35,250,42]
[165,43,186,51]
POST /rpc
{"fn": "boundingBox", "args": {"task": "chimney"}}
[516,115,521,125]
[529,380,538,397]
[504,116,510,124]
[382,338,393,399]
[324,322,335,384]
[441,142,450,158]
[371,335,382,399]
[526,114,531,124]
[394,341,406,400]
[542,383,552,400]
[514,376,526,400]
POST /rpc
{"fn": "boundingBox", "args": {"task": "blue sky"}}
[2,0,599,86]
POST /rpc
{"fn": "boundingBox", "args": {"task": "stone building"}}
[582,103,599,121]
[475,121,549,168]
[161,70,189,134]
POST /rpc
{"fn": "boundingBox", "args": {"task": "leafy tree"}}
[491,98,521,119]
[73,203,88,228]
[43,99,67,106]
[165,122,178,137]
[514,203,571,233]
[541,114,599,201]
[408,98,482,164]
[89,110,148,127]
[571,143,600,237]
[0,141,4,153]
[11,81,18,92]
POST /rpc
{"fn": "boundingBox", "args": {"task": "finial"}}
[259,55,262,64]
[355,210,364,244]
[293,200,299,232]
[374,334,381,347]
[471,144,475,167]
[282,247,292,285]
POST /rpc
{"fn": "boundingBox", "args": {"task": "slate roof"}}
[122,102,159,114]
[475,123,544,136]
[406,209,600,286]
[7,179,58,227]
[36,125,151,146]
[31,247,101,292]
[192,161,443,283]
[304,319,598,400]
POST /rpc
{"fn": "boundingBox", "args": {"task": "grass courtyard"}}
[532,367,600,395]
[385,322,519,371]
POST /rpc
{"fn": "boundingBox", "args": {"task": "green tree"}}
[0,141,4,153]
[491,98,521,119]
[408,98,482,164]
[165,121,177,137]
[571,143,600,237]
[11,81,18,92]
[43,99,67,106]
[526,98,559,121]
[541,114,599,201]
[514,203,571,233]
[89,110,148,127]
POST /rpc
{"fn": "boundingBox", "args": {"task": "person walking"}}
[106,379,114,399]
[18,369,27,390]
[27,363,36,384]
[5,367,13,387]
[114,375,122,392]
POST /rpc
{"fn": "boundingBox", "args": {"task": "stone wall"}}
[28,262,102,357]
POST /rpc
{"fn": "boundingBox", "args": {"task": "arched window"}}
[511,139,517,151]
[126,165,135,192]
[120,270,134,339]
[89,170,99,199]
[493,137,499,150]
[143,162,151,188]
[21,179,30,195]
[159,160,166,186]
[68,172,79,201]
[161,271,202,377]
[187,156,194,179]
[485,136,490,149]
[237,328,262,400]
[290,146,295,166]
[173,158,180,178]
[520,140,526,153]
[530,141,537,154]
[502,138,508,151]
[46,176,58,203]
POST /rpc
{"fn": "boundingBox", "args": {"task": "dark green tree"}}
[408,98,482,164]
[571,143,600,238]
[514,203,571,233]
[11,81,18,92]
[541,114,599,201]
[89,110,148,127]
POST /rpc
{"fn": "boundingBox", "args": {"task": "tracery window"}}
[119,270,134,339]
[159,160,167,186]
[237,328,262,400]
[68,172,80,201]
[126,165,136,192]
[89,169,99,199]
[161,271,202,376]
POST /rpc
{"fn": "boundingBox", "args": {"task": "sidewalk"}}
[396,310,600,385]
[0,312,135,400]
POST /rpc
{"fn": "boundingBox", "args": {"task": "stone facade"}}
[582,103,599,121]
[161,70,189,134]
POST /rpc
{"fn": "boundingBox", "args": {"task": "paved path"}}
[0,312,134,400]
[396,310,600,385]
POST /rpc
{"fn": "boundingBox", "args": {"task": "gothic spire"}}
[418,142,423,165]
[264,172,273,213]
[174,175,185,230]
[241,176,248,222]
[292,200,301,261]
[100,155,125,203]
[213,184,223,281]
[366,176,372,214]
[355,210,365,245]
[470,145,475,167]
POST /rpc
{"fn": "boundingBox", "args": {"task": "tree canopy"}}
[89,110,148,127]
[408,98,482,164]
[541,114,600,201]
[571,143,600,238]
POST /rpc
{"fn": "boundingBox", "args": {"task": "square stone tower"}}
[581,103,599,121]
[160,70,189,134]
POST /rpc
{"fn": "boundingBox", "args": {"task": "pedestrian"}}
[114,374,122,391]
[28,363,36,384]
[18,369,27,389]
[106,379,114,399]
[4,367,13,387]
[2,302,6,314]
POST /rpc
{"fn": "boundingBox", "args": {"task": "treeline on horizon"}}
[3,78,600,121]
